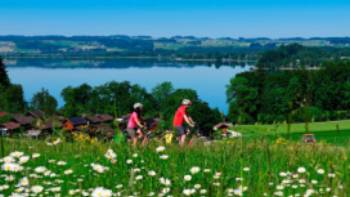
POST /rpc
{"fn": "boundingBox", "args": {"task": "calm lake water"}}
[6,59,250,113]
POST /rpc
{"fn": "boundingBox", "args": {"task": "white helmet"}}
[182,99,192,106]
[133,102,143,109]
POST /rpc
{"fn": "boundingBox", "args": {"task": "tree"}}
[0,57,26,113]
[0,84,25,113]
[152,82,174,105]
[255,44,339,70]
[0,57,10,87]
[90,81,158,117]
[61,84,93,116]
[61,81,158,117]
[190,101,221,137]
[227,60,350,124]
[30,89,58,115]
[227,75,259,123]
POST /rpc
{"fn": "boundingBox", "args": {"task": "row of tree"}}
[227,60,350,125]
[60,81,222,135]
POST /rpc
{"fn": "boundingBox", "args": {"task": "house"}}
[40,120,63,134]
[98,114,114,122]
[26,110,45,120]
[303,134,316,144]
[12,114,34,129]
[86,114,114,125]
[0,121,21,135]
[63,117,88,131]
[86,115,100,124]
[92,124,115,140]
[213,122,234,137]
[0,111,7,117]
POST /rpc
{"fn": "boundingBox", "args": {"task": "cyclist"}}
[127,102,145,146]
[173,99,195,146]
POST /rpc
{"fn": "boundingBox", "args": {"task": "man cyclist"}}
[173,99,195,146]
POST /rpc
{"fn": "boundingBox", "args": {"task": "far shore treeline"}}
[2,44,350,134]
[2,36,350,64]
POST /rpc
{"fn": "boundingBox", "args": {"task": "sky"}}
[0,0,349,38]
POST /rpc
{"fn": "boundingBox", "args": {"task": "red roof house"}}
[1,121,21,130]
[86,114,114,124]
[12,114,34,126]
[0,112,7,117]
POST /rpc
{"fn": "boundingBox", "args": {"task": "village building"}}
[11,114,34,129]
[0,111,7,117]
[0,121,21,135]
[26,110,45,120]
[86,114,114,125]
[63,117,88,131]
[92,124,115,140]
[40,119,63,134]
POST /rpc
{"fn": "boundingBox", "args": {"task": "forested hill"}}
[256,44,350,70]
[1,35,350,62]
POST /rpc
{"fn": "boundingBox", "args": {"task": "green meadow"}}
[1,120,350,197]
[237,119,350,146]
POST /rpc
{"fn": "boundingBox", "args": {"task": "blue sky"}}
[0,0,349,38]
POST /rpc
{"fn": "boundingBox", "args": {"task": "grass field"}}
[1,136,350,196]
[1,120,350,196]
[236,119,350,145]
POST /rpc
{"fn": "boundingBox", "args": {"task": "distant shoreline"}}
[3,55,257,64]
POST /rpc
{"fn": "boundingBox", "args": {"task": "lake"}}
[6,59,250,113]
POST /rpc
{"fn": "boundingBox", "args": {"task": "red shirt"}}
[173,105,188,127]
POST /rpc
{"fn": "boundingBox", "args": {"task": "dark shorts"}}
[175,126,186,136]
[126,128,137,138]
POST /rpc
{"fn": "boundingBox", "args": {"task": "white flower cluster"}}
[272,166,340,196]
[190,166,200,174]
[91,163,109,173]
[91,187,112,197]
[156,146,166,153]
[0,151,29,173]
[104,149,117,164]
[155,146,169,160]
[46,138,62,146]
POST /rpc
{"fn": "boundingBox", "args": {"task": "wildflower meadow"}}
[0,137,349,197]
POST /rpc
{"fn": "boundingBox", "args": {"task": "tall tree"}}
[31,89,58,115]
[0,84,25,112]
[61,84,93,116]
[152,82,174,107]
[227,75,259,123]
[0,57,10,87]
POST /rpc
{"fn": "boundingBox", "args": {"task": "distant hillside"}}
[1,35,350,63]
[257,44,350,70]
